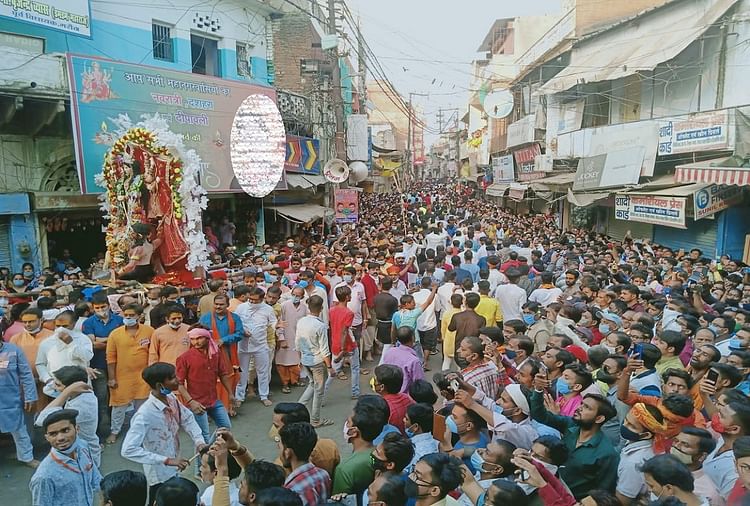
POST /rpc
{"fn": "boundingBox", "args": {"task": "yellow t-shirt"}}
[475,295,502,325]
[441,307,461,358]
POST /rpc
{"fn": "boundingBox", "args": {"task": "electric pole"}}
[357,16,366,113]
[328,0,345,160]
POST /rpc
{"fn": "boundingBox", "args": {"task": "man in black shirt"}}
[374,278,399,347]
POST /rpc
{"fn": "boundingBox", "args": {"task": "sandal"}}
[360,369,370,375]
[337,372,348,380]
[312,418,335,428]
[282,385,291,394]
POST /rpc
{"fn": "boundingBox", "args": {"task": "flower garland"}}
[96,113,210,270]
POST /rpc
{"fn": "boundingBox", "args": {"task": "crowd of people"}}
[2,180,750,506]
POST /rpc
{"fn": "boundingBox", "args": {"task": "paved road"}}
[0,354,442,505]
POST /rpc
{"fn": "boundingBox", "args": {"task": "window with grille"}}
[152,23,174,62]
[236,42,253,78]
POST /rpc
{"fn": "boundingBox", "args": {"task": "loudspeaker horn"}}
[323,158,350,183]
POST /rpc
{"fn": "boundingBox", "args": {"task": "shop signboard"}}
[514,143,543,182]
[507,114,536,149]
[573,147,645,191]
[1,0,91,37]
[285,135,321,174]
[492,154,514,183]
[334,189,358,223]
[557,121,658,177]
[693,184,743,220]
[658,109,731,155]
[67,54,281,194]
[614,194,686,229]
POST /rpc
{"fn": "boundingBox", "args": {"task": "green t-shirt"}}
[332,449,374,495]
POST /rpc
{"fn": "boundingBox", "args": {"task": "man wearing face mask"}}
[403,403,440,473]
[276,287,307,394]
[703,400,750,495]
[234,288,277,407]
[334,267,369,357]
[0,335,38,468]
[522,302,552,354]
[616,403,666,505]
[332,398,385,496]
[671,427,721,506]
[104,304,153,445]
[121,362,207,499]
[30,409,102,506]
[36,310,93,398]
[454,381,539,450]
[148,305,190,366]
[298,270,329,326]
[404,453,463,506]
[639,454,705,506]
[458,439,518,504]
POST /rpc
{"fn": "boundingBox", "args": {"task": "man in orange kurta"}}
[147,305,190,365]
[10,308,53,411]
[105,304,154,444]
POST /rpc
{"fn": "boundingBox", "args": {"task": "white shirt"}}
[334,281,366,326]
[494,284,527,322]
[35,329,94,384]
[406,432,440,473]
[529,286,563,307]
[487,269,507,292]
[325,274,343,305]
[425,231,448,252]
[389,280,407,302]
[436,282,457,314]
[121,393,205,486]
[616,439,654,499]
[36,391,101,467]
[412,288,437,331]
[296,315,330,367]
[303,286,329,326]
[201,480,240,506]
[234,302,277,353]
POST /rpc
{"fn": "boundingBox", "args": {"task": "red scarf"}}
[210,312,239,367]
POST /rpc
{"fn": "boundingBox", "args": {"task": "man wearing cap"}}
[387,265,408,300]
[616,402,665,505]
[175,328,235,442]
[454,380,539,450]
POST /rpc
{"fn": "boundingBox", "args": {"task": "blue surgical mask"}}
[523,314,536,326]
[504,349,517,360]
[297,280,309,289]
[729,337,745,350]
[470,450,486,473]
[405,427,415,438]
[123,317,138,327]
[446,415,459,434]
[492,403,504,415]
[599,323,611,335]
[13,279,24,287]
[292,295,302,304]
[709,324,720,334]
[159,386,171,396]
[556,377,572,396]
[343,274,353,284]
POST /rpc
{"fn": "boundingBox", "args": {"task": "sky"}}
[345,0,562,144]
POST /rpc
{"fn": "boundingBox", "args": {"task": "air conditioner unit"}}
[535,154,553,172]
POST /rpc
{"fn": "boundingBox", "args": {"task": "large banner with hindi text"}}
[67,54,279,194]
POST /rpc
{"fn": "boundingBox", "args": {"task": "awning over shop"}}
[675,157,750,186]
[528,172,576,192]
[508,184,528,201]
[624,182,709,197]
[538,0,739,95]
[267,204,331,223]
[486,183,509,197]
[285,174,328,189]
[567,188,611,207]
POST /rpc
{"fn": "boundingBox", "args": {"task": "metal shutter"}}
[0,218,11,270]
[607,212,653,242]
[653,219,719,258]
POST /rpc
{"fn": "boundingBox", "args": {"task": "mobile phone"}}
[706,368,720,384]
[631,343,644,359]
[515,469,530,482]
[450,379,460,393]
[432,413,446,441]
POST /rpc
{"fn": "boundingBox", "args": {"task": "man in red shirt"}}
[361,262,380,362]
[373,364,414,433]
[176,328,235,443]
[328,285,360,399]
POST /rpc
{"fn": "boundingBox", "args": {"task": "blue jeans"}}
[193,400,231,443]
[327,347,360,397]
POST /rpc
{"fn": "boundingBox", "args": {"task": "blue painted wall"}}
[0,17,271,86]
[9,215,40,273]
[718,206,750,261]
